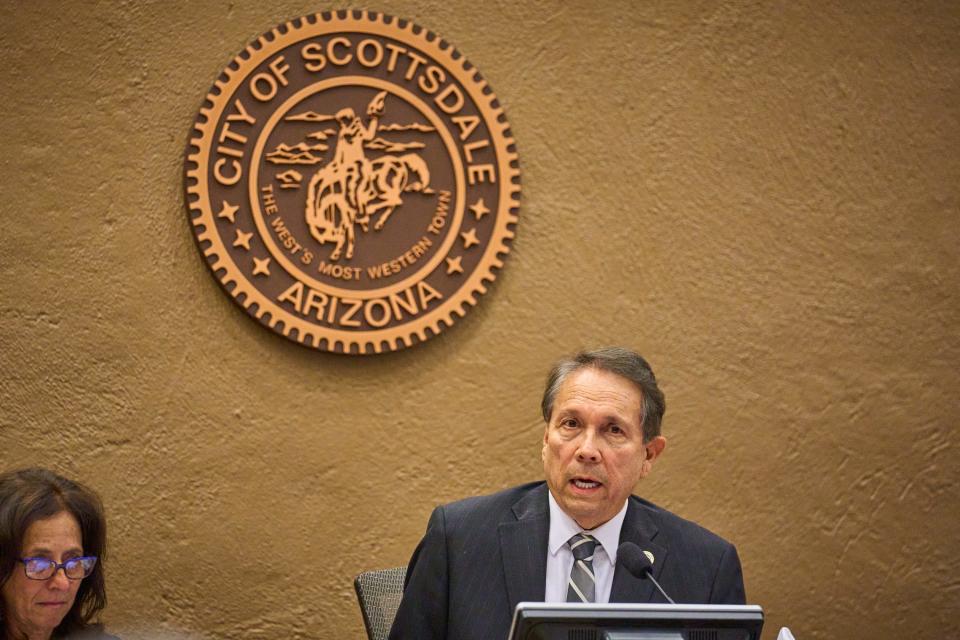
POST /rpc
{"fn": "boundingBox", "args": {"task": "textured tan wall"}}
[1,1,958,638]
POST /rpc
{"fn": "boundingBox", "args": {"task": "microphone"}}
[617,542,676,604]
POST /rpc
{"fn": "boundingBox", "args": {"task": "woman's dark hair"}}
[0,467,107,637]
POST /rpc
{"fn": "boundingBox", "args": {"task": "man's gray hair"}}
[540,347,666,442]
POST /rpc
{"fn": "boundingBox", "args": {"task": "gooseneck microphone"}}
[617,541,676,604]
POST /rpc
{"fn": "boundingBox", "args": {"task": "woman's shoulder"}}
[63,627,121,640]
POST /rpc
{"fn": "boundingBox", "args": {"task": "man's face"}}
[542,367,666,530]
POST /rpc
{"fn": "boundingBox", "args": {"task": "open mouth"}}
[570,478,602,490]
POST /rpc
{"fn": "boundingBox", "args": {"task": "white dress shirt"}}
[544,491,628,603]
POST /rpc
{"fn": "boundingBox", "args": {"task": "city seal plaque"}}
[185,11,520,354]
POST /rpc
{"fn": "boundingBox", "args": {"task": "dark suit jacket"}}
[389,482,745,640]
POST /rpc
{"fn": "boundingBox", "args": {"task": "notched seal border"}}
[184,10,521,354]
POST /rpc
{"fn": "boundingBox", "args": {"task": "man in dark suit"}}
[389,348,746,640]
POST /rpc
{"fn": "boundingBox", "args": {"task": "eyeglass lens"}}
[23,557,97,580]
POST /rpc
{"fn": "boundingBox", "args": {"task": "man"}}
[331,92,383,224]
[389,347,745,640]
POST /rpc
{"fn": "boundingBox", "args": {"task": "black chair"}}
[354,566,407,640]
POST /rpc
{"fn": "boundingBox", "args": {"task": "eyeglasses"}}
[18,556,98,580]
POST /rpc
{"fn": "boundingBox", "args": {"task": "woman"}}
[0,468,115,639]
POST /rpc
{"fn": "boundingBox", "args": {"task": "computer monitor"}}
[508,602,764,640]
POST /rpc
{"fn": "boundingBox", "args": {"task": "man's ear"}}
[639,436,667,476]
[541,424,549,462]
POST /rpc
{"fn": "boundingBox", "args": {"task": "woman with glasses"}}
[0,468,116,639]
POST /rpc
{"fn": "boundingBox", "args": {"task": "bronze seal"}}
[185,11,520,354]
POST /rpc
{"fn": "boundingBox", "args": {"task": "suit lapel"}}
[610,498,669,603]
[499,484,550,610]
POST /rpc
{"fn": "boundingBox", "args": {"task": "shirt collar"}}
[547,490,628,566]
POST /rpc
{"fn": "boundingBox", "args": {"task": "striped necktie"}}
[566,532,599,602]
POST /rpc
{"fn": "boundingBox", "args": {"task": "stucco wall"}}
[1,1,957,638]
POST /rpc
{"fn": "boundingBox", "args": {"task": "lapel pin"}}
[643,550,655,565]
